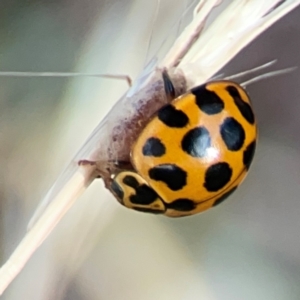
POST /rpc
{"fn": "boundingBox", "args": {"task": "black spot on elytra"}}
[149,164,187,191]
[142,137,166,157]
[111,180,124,200]
[158,104,189,128]
[132,207,164,214]
[130,184,160,205]
[220,117,245,151]
[204,162,232,192]
[226,85,255,125]
[192,85,224,115]
[123,175,139,189]
[243,140,256,170]
[166,199,196,211]
[213,186,238,207]
[181,126,211,158]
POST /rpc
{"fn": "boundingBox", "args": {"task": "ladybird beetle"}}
[111,71,257,217]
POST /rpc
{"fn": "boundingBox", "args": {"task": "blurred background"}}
[0,0,300,299]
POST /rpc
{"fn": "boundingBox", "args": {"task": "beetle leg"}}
[162,69,176,102]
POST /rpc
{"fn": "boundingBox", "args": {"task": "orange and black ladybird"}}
[111,71,257,217]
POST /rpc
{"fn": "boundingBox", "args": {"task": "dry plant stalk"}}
[0,0,299,295]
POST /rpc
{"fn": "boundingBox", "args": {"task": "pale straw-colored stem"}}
[0,165,95,295]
